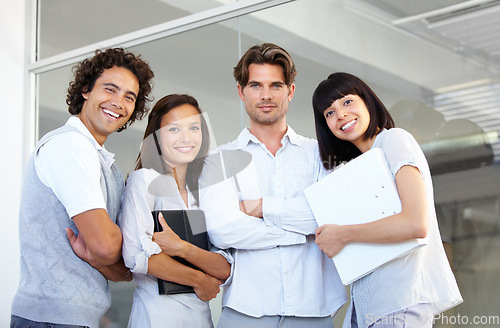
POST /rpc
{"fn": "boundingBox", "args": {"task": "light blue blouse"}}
[199,127,347,318]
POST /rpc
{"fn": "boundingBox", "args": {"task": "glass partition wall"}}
[33,0,500,326]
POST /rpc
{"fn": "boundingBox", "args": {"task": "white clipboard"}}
[305,148,426,285]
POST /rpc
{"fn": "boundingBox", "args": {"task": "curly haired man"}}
[11,48,154,328]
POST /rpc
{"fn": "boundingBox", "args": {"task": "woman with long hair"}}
[119,94,231,327]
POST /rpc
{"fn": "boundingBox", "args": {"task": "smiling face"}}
[238,63,295,128]
[79,66,139,145]
[157,104,203,170]
[323,94,374,152]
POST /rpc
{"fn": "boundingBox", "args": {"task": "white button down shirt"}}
[199,127,346,318]
[120,169,233,327]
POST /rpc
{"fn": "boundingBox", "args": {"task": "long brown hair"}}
[136,94,210,203]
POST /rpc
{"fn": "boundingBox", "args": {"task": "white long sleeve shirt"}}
[199,127,347,318]
[120,169,233,328]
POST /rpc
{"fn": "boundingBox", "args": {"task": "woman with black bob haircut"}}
[312,72,394,168]
[311,73,462,328]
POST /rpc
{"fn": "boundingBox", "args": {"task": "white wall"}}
[0,0,26,324]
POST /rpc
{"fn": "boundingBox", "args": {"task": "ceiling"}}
[351,0,500,163]
[387,0,500,72]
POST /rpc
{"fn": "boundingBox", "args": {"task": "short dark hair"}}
[312,72,394,168]
[66,48,154,132]
[233,43,297,87]
[136,94,210,204]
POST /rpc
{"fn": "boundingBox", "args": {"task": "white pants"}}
[217,307,334,328]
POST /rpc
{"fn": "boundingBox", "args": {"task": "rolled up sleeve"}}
[119,170,161,274]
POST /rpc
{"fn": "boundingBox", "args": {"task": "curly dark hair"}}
[66,48,154,132]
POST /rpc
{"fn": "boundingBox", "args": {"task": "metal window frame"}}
[26,0,295,150]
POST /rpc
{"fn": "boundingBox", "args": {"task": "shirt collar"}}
[284,126,302,146]
[235,125,303,150]
[66,116,116,167]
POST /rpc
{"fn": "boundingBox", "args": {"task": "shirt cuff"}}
[130,235,162,274]
[262,196,282,228]
[211,247,234,287]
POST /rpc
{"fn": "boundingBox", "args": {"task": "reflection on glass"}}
[38,64,73,136]
[37,0,226,59]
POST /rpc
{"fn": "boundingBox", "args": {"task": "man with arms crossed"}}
[11,48,154,328]
[199,43,346,327]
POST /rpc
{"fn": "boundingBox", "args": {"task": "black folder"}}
[151,209,209,295]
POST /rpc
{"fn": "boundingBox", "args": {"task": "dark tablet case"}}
[151,209,209,295]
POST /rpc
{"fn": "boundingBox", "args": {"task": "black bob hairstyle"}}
[312,72,394,168]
